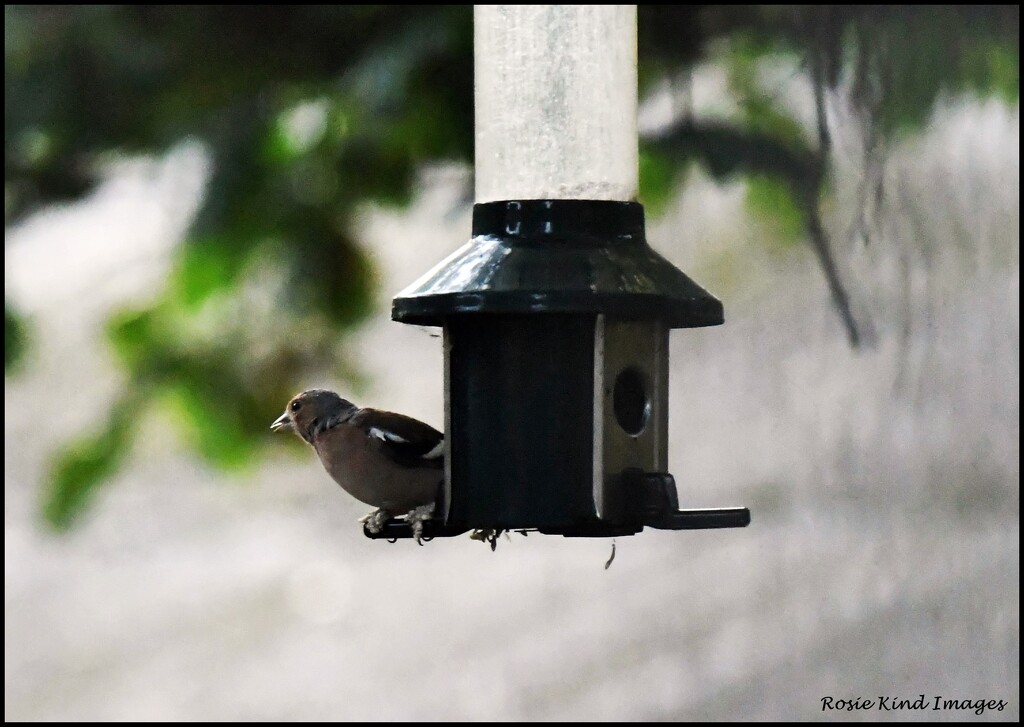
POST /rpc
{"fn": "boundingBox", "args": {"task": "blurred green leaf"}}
[5,302,27,373]
[107,307,158,372]
[963,39,1018,105]
[164,382,258,469]
[45,396,138,530]
[746,175,805,247]
[638,148,682,216]
[174,237,246,310]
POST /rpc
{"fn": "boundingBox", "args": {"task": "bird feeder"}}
[373,6,748,539]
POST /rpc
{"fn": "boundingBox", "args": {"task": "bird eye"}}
[290,400,302,412]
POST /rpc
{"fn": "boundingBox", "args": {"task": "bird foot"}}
[359,509,390,534]
[469,528,506,551]
[470,529,524,550]
[403,503,436,545]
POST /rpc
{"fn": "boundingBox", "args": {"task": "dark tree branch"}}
[801,188,861,349]
[646,118,864,348]
[806,37,864,349]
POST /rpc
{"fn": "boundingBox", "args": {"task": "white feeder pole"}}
[474,5,638,203]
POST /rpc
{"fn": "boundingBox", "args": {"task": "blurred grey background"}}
[5,6,1019,721]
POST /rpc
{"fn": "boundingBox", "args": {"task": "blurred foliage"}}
[5,302,27,373]
[745,176,805,247]
[46,394,139,530]
[3,5,1018,527]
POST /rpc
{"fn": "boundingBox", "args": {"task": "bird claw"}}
[359,509,389,534]
[470,529,504,551]
[403,503,436,545]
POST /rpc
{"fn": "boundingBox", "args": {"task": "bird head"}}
[271,389,357,443]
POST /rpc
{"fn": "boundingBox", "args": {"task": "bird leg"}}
[403,502,436,545]
[359,508,390,534]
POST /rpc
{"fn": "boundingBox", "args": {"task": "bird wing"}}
[350,408,444,469]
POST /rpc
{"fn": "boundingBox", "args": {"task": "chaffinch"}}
[271,389,443,542]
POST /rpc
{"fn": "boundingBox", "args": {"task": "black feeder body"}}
[372,199,749,540]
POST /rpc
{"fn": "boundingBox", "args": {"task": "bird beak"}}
[270,412,292,432]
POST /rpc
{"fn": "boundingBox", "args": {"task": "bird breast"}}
[313,425,440,512]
